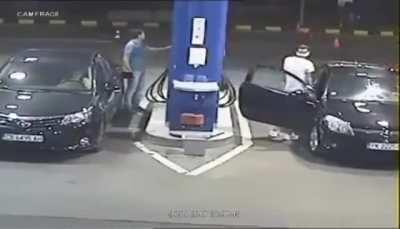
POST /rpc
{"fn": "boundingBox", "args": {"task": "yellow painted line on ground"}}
[81,20,98,27]
[18,19,34,25]
[49,19,66,25]
[235,25,252,32]
[297,27,310,33]
[353,30,369,36]
[112,21,128,27]
[380,31,394,37]
[265,26,282,32]
[143,22,160,28]
[325,28,341,34]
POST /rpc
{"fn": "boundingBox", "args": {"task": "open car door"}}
[239,65,317,132]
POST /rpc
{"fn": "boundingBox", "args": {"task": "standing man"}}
[122,30,171,112]
[122,30,146,112]
[268,44,316,141]
[283,44,315,92]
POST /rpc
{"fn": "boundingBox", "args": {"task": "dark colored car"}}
[0,48,123,151]
[239,61,399,154]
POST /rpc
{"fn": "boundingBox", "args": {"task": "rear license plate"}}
[367,142,399,151]
[2,133,44,143]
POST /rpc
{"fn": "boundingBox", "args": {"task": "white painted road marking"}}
[186,102,254,176]
[133,142,188,174]
[134,101,253,176]
[235,101,253,140]
[187,142,252,176]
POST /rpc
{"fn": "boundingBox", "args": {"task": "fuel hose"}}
[145,69,236,108]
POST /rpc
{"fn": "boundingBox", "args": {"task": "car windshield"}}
[328,67,399,102]
[0,57,93,92]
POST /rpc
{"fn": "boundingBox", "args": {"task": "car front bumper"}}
[0,122,101,151]
[320,126,399,153]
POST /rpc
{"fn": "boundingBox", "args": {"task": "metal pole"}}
[299,0,305,27]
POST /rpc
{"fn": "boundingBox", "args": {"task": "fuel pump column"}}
[166,0,228,136]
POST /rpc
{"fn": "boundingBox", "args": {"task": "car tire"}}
[92,118,106,152]
[307,124,326,155]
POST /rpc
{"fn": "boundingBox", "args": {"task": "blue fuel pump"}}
[166,0,228,135]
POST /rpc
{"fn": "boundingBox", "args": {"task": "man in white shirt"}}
[268,44,315,141]
[283,44,315,92]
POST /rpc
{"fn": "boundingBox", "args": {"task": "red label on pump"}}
[181,113,205,126]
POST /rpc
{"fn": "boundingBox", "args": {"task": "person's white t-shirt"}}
[283,56,315,92]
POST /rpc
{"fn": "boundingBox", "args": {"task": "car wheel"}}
[92,118,106,152]
[308,124,325,155]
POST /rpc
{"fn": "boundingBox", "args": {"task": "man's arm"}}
[146,45,172,51]
[122,56,132,72]
[304,61,316,85]
[122,41,134,72]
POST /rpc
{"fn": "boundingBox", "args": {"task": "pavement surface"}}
[0,25,398,228]
[0,215,247,229]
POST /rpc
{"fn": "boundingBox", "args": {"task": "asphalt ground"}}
[0,25,398,228]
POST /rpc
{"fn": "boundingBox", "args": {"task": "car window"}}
[0,58,92,91]
[250,66,286,91]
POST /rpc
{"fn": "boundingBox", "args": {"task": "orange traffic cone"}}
[334,37,341,49]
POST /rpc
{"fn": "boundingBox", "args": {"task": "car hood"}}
[325,99,399,130]
[0,89,93,117]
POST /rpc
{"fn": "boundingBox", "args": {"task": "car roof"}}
[10,48,99,66]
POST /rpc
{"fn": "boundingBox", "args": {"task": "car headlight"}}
[322,115,354,136]
[61,107,93,126]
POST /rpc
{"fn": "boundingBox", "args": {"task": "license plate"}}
[367,142,399,151]
[2,133,44,143]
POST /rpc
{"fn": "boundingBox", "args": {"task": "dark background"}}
[0,0,398,29]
